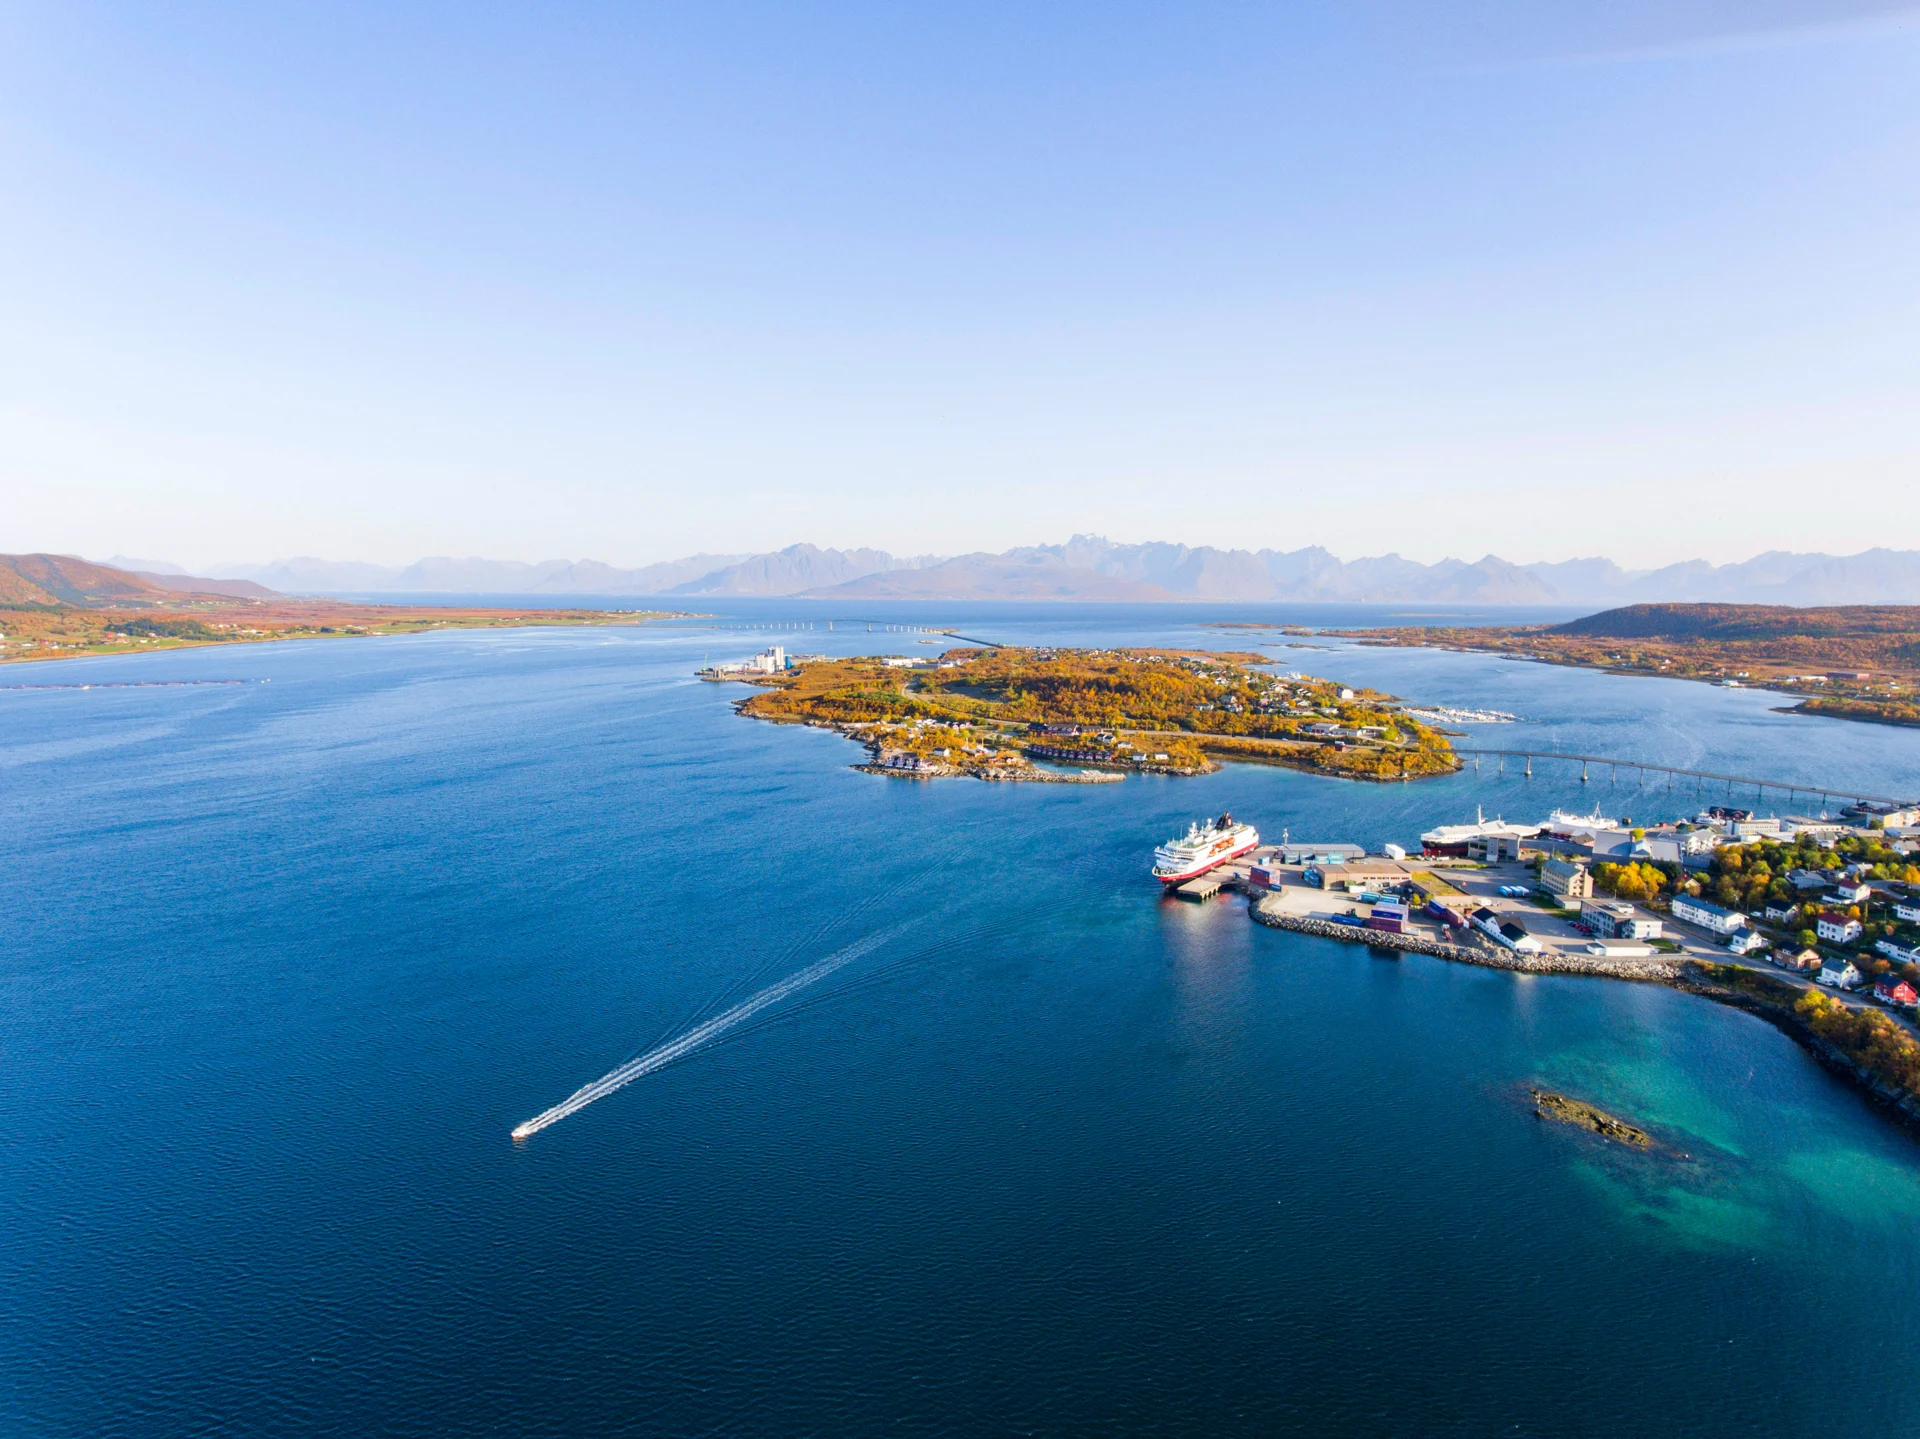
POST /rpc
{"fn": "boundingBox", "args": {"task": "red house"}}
[1872,978,1918,1009]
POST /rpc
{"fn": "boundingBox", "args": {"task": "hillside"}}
[0,554,179,607]
[1555,603,1920,645]
[1340,601,1920,729]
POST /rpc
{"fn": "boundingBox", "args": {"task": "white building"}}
[1816,911,1863,944]
[1671,896,1746,936]
[1875,937,1920,966]
[1580,900,1662,940]
[1896,900,1920,925]
[1817,955,1864,990]
[1726,928,1767,955]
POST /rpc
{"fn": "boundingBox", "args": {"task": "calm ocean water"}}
[7,603,1920,1436]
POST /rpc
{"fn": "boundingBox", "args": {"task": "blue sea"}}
[7,602,1920,1436]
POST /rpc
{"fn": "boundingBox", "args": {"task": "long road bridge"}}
[1454,748,1911,809]
[677,618,1004,648]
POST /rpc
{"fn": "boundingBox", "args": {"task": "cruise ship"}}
[1152,813,1260,884]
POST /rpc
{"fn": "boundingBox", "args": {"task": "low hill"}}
[133,572,280,600]
[0,554,177,607]
[1554,603,1920,642]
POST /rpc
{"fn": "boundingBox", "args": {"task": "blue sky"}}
[2,1,1916,570]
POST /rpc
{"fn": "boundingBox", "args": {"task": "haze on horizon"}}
[2,1,1917,574]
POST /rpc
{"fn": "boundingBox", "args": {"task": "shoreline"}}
[1333,632,1914,733]
[1251,899,1920,1138]
[1,606,691,667]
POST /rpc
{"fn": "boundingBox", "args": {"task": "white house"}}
[1726,928,1767,955]
[1763,902,1799,924]
[1875,937,1920,966]
[1828,879,1871,905]
[1671,896,1746,936]
[1816,910,1863,944]
[1895,900,1920,925]
[1817,955,1864,990]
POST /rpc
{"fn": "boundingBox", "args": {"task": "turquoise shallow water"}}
[5,606,1920,1436]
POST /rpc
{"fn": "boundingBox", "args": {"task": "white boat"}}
[1152,812,1259,884]
[1545,808,1620,833]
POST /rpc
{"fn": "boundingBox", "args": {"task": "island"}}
[1329,602,1920,730]
[0,553,687,665]
[728,645,1460,782]
[1530,1088,1655,1147]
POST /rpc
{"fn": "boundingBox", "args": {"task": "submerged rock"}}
[1530,1088,1654,1148]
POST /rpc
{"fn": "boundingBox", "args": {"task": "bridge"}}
[1453,748,1912,809]
[679,618,1003,648]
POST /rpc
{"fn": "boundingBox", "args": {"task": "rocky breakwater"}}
[1248,896,1682,982]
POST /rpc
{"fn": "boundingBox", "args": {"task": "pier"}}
[1454,748,1911,808]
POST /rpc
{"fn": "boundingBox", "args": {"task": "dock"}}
[1176,874,1225,901]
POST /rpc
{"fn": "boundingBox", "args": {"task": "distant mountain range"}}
[175,538,1920,606]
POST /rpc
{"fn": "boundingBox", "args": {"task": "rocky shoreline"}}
[1248,904,1682,981]
[1250,898,1920,1137]
[853,762,1122,783]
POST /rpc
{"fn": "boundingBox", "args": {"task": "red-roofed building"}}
[1816,910,1863,944]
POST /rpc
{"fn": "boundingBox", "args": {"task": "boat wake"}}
[511,928,898,1141]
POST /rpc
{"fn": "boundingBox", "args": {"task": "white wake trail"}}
[512,930,894,1141]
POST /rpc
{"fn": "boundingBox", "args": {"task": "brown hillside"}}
[0,554,176,607]
[1554,603,1920,642]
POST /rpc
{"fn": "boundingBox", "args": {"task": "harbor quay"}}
[1188,847,1683,976]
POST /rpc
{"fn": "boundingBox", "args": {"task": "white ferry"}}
[1152,812,1259,884]
[1545,808,1620,834]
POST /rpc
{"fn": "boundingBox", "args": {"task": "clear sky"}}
[2,1,1917,571]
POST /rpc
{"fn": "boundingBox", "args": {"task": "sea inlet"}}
[5,600,1920,1437]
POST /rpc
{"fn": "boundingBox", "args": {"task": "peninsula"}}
[0,554,685,665]
[1333,603,1920,730]
[730,645,1459,781]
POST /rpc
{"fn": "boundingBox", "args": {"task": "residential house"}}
[1818,955,1865,990]
[1788,868,1832,892]
[1816,910,1863,944]
[1726,928,1767,955]
[1775,948,1822,972]
[1873,978,1919,1009]
[1895,900,1920,924]
[1875,937,1920,966]
[1828,879,1871,905]
[1671,895,1747,936]
[1763,901,1799,924]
